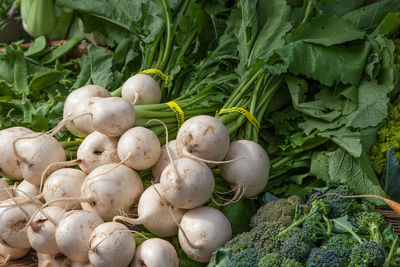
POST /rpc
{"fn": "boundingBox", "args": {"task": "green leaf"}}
[221,198,257,234]
[24,36,47,57]
[250,0,292,64]
[31,113,49,132]
[310,148,388,203]
[316,0,363,17]
[342,0,400,30]
[286,15,365,46]
[331,215,359,234]
[268,41,371,86]
[381,147,400,203]
[372,12,400,37]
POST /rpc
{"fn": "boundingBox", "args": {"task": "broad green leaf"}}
[268,41,371,86]
[222,198,257,234]
[29,69,65,91]
[342,0,400,30]
[372,12,400,37]
[286,15,365,46]
[316,0,363,17]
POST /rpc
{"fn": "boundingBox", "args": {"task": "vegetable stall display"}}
[1,0,400,266]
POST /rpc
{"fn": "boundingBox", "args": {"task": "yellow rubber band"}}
[216,107,260,131]
[137,68,170,87]
[166,101,184,128]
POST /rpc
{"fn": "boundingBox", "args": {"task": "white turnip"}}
[131,238,178,267]
[15,180,39,198]
[72,97,102,136]
[178,207,232,262]
[0,198,37,248]
[88,222,135,267]
[0,243,30,262]
[152,140,179,182]
[122,74,161,105]
[27,206,66,255]
[64,85,111,137]
[160,158,214,209]
[37,253,65,267]
[219,140,270,197]
[0,127,33,179]
[77,131,120,174]
[14,133,66,185]
[81,163,144,221]
[55,210,104,263]
[117,126,161,170]
[175,115,230,166]
[114,184,184,237]
[43,168,86,210]
[91,97,136,137]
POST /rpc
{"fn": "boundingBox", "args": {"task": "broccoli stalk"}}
[331,218,363,244]
[356,211,386,245]
[384,236,399,267]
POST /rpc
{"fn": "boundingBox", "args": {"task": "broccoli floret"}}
[307,185,356,218]
[348,241,386,267]
[280,231,313,263]
[258,253,303,267]
[356,211,386,245]
[225,222,285,254]
[323,234,358,265]
[306,248,342,267]
[279,202,331,242]
[226,249,264,267]
[370,96,400,174]
[250,196,303,227]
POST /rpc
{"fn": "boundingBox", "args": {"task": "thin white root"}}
[130,92,140,106]
[181,147,243,165]
[0,188,58,229]
[12,132,45,162]
[47,112,93,137]
[146,119,180,185]
[24,197,91,231]
[39,159,82,193]
[112,215,146,225]
[151,182,202,250]
[211,186,245,207]
[84,154,131,184]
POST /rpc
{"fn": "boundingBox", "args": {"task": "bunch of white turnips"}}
[0,74,270,267]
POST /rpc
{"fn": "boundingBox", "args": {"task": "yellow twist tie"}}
[137,68,170,87]
[166,101,184,128]
[217,107,260,131]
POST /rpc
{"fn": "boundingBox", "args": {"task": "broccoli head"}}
[280,231,313,263]
[225,222,285,254]
[226,249,264,267]
[356,211,386,245]
[323,234,358,265]
[348,241,386,267]
[305,248,342,267]
[258,253,303,267]
[250,196,303,228]
[307,184,357,218]
[369,96,400,174]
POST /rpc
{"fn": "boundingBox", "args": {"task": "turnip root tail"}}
[0,188,58,230]
[89,229,143,252]
[47,112,93,137]
[84,154,132,183]
[39,159,82,193]
[211,186,245,206]
[318,193,400,216]
[12,132,46,163]
[151,182,202,250]
[180,146,243,165]
[146,119,180,184]
[24,197,92,231]
[112,216,146,225]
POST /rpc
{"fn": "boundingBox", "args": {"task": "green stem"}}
[331,218,363,244]
[384,236,398,267]
[146,34,162,68]
[159,0,173,71]
[244,74,264,139]
[60,140,82,149]
[111,86,122,97]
